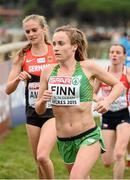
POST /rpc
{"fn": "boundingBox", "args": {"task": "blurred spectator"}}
[119,32,128,46]
[119,32,130,67]
[110,31,121,44]
[125,34,130,67]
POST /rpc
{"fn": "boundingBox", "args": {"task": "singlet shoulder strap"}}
[73,61,84,76]
[48,44,53,53]
[75,61,93,101]
[21,50,29,69]
[50,64,60,77]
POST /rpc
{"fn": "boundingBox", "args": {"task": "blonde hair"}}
[54,25,88,61]
[18,14,51,57]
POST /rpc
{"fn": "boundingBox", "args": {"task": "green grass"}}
[0,123,130,179]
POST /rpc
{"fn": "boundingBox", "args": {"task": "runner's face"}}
[52,31,76,62]
[23,19,45,45]
[109,45,125,65]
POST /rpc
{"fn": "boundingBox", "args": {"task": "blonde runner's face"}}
[23,19,45,45]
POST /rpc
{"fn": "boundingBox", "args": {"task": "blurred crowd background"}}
[1,0,130,59]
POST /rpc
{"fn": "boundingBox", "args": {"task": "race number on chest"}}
[48,76,82,106]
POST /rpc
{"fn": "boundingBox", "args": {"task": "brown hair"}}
[54,25,88,61]
[110,44,126,54]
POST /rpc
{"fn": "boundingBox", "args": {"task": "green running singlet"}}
[48,61,93,103]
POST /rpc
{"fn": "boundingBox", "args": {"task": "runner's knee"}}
[37,153,50,165]
[114,149,125,161]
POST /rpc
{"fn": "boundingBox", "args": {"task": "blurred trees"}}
[1,0,130,27]
[22,0,130,27]
[52,0,130,27]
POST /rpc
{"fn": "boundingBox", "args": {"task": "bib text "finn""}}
[51,86,75,96]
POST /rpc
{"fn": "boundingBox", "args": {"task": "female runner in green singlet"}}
[35,25,124,179]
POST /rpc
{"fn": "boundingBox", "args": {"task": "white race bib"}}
[48,76,82,106]
[28,82,52,108]
[28,82,39,108]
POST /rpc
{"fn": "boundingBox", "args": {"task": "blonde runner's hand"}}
[16,71,31,81]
